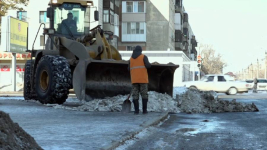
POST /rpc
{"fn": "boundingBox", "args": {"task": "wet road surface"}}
[116,95,267,150]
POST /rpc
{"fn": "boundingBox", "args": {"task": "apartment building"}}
[0,0,198,88]
[117,0,198,59]
[102,0,120,49]
[118,0,175,51]
[174,0,197,60]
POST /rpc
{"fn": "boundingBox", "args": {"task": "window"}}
[207,76,214,82]
[134,2,138,12]
[136,22,140,34]
[110,11,114,25]
[131,23,136,34]
[127,46,135,51]
[123,1,145,13]
[140,22,144,34]
[218,76,226,82]
[126,2,133,12]
[40,35,45,46]
[17,11,27,21]
[127,22,131,34]
[176,0,181,6]
[72,11,79,23]
[123,22,145,35]
[103,10,109,23]
[138,2,144,12]
[39,11,49,23]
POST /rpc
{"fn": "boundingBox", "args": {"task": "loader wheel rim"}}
[40,70,49,91]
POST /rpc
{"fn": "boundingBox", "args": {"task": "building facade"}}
[174,0,197,60]
[0,0,198,90]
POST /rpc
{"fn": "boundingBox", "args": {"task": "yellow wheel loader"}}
[23,0,179,104]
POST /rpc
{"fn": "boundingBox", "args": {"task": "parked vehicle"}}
[245,79,253,90]
[184,74,249,95]
[246,78,267,91]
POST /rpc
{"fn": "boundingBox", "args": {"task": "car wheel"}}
[228,87,237,95]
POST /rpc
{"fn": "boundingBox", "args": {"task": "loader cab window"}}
[53,3,90,36]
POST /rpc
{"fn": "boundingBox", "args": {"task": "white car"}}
[184,74,249,95]
[246,79,267,91]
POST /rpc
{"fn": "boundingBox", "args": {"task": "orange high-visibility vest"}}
[130,54,148,83]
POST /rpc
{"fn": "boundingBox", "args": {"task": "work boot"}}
[142,99,148,114]
[133,99,139,115]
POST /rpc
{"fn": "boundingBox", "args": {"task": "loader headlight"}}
[43,28,55,35]
[48,29,55,34]
[52,0,57,4]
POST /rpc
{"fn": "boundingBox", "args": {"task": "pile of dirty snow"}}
[173,86,187,98]
[178,89,259,113]
[49,91,180,113]
[0,111,42,150]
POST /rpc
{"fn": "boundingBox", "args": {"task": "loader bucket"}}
[73,59,179,101]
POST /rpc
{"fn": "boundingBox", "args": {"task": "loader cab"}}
[46,1,98,37]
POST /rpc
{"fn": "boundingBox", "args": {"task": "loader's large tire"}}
[23,60,37,100]
[35,55,72,104]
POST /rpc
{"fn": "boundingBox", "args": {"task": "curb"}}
[102,112,169,150]
[0,94,23,97]
[0,94,77,98]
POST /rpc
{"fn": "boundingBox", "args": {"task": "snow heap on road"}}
[178,89,259,113]
[51,91,180,113]
[0,111,42,150]
[49,86,259,114]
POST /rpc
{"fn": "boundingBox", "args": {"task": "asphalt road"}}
[0,97,168,150]
[116,94,267,150]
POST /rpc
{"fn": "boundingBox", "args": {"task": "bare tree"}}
[199,44,227,74]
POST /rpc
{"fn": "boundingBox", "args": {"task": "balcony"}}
[183,13,188,23]
[175,42,185,51]
[183,22,189,29]
[191,39,197,47]
[175,5,183,14]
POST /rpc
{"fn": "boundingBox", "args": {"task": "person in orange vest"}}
[129,46,151,114]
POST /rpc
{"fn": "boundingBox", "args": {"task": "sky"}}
[183,0,267,74]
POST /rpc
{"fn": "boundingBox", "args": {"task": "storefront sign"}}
[0,52,31,60]
[0,65,25,72]
[1,65,10,72]
[1,16,28,53]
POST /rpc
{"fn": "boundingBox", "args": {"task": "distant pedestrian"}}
[253,78,258,93]
[129,45,151,115]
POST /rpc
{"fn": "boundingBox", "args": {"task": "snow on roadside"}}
[178,89,259,113]
[0,86,259,114]
[173,86,188,98]
[50,91,180,113]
